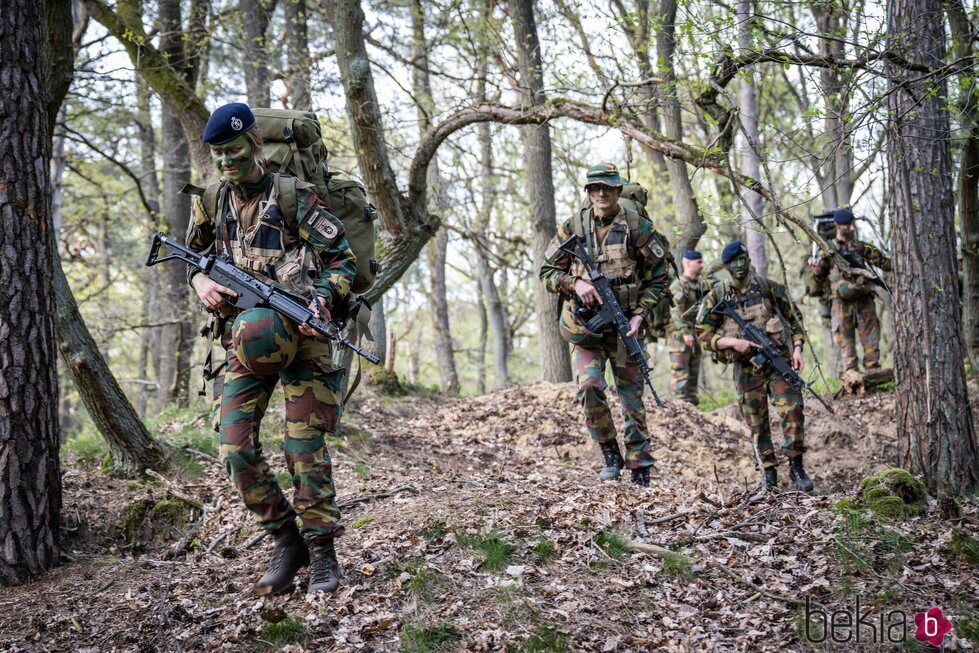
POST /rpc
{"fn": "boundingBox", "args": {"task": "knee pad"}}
[232,308,299,376]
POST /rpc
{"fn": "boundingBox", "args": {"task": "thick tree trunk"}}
[156,0,196,408]
[887,0,979,494]
[736,0,768,275]
[240,0,275,108]
[284,0,311,110]
[812,3,854,209]
[0,0,66,586]
[511,0,571,383]
[654,0,703,253]
[136,78,162,414]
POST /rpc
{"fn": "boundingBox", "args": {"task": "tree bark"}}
[887,0,979,494]
[0,0,68,586]
[736,0,767,275]
[427,228,460,393]
[240,0,276,108]
[510,0,571,383]
[812,2,853,209]
[284,0,311,110]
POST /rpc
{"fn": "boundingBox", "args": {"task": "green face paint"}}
[210,136,255,183]
[727,254,750,283]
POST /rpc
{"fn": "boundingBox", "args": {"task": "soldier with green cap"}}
[695,240,814,492]
[808,207,892,375]
[186,102,356,596]
[539,163,669,487]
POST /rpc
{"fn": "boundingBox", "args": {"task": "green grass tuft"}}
[417,521,448,540]
[517,626,568,652]
[351,516,374,529]
[941,529,979,566]
[594,531,629,559]
[354,462,371,478]
[405,566,447,603]
[256,617,305,650]
[400,621,461,653]
[61,429,110,465]
[662,551,695,580]
[460,529,514,572]
[532,537,557,562]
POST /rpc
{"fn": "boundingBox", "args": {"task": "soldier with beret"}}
[186,102,356,596]
[667,250,710,405]
[696,240,814,492]
[539,163,669,487]
[808,207,892,375]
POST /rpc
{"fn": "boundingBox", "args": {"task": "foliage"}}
[859,468,927,518]
[255,617,306,650]
[400,621,461,653]
[459,528,514,571]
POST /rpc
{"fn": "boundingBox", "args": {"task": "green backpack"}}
[579,182,676,340]
[248,108,379,294]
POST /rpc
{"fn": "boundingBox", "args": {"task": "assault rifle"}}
[145,232,380,365]
[710,297,835,415]
[558,235,664,407]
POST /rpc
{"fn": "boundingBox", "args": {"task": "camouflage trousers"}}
[572,331,655,469]
[734,362,806,469]
[212,309,345,540]
[668,331,701,405]
[831,296,881,373]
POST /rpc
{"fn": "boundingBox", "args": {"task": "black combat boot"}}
[307,538,342,595]
[598,441,624,481]
[764,466,778,491]
[630,467,650,487]
[255,521,309,595]
[789,455,814,492]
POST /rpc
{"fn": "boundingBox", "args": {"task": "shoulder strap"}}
[273,173,300,223]
[202,182,222,223]
[623,207,640,240]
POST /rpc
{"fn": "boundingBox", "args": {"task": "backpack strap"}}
[273,173,300,226]
[202,181,222,224]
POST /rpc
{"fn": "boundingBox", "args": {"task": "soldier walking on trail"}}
[539,163,669,487]
[668,250,710,405]
[186,103,354,596]
[808,207,892,375]
[695,240,815,492]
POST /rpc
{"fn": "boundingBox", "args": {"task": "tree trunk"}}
[475,277,488,395]
[136,78,162,415]
[284,0,311,110]
[156,0,196,408]
[412,0,459,395]
[654,0,703,253]
[887,0,979,494]
[367,293,387,368]
[511,0,571,383]
[240,0,275,108]
[0,0,67,586]
[736,0,768,275]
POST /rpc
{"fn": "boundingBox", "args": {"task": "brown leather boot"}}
[307,538,342,595]
[254,522,308,595]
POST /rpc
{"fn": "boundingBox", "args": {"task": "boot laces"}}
[310,544,338,585]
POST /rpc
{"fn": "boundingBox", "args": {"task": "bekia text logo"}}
[804,597,953,645]
[914,607,952,647]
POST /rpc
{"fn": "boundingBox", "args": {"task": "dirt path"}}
[0,385,975,652]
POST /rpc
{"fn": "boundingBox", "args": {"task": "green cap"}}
[584,162,628,188]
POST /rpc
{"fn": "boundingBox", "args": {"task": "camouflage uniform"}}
[695,275,807,469]
[187,170,356,539]
[814,240,891,372]
[667,275,710,404]
[539,207,669,469]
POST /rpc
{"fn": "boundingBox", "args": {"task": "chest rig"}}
[827,239,869,301]
[715,275,789,363]
[571,207,641,311]
[214,173,323,299]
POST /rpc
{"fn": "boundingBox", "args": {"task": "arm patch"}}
[299,206,344,248]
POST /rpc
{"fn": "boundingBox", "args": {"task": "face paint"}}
[727,254,750,283]
[210,136,255,183]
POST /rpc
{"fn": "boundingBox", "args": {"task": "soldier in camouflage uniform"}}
[695,240,814,492]
[186,103,355,596]
[539,163,669,487]
[668,250,710,404]
[809,207,892,374]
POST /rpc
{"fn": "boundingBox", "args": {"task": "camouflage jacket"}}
[695,274,806,355]
[669,275,711,336]
[813,238,891,301]
[186,171,356,310]
[539,208,669,322]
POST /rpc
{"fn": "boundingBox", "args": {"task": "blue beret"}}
[721,240,748,264]
[833,207,854,224]
[682,250,702,260]
[202,102,256,145]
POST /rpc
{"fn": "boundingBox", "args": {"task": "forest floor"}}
[1,380,978,652]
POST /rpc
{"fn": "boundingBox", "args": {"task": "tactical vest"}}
[827,239,871,301]
[714,275,788,363]
[571,207,642,310]
[205,173,333,300]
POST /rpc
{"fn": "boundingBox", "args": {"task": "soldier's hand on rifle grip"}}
[792,345,805,372]
[192,273,237,314]
[625,315,644,337]
[573,278,603,308]
[721,337,761,354]
[299,295,332,339]
[683,333,695,347]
